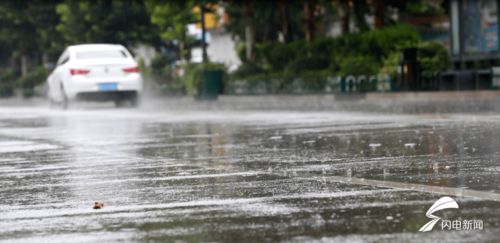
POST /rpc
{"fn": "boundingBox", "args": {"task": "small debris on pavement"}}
[93,202,104,209]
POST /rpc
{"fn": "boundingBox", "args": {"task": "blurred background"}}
[0,0,497,99]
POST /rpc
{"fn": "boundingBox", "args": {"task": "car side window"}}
[121,50,130,58]
[57,51,69,66]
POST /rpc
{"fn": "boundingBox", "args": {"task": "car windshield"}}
[76,50,128,59]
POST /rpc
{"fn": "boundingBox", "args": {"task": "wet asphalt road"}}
[1,102,500,242]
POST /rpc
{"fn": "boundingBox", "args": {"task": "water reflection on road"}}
[0,106,499,242]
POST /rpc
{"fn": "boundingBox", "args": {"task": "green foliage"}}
[151,55,174,76]
[0,1,38,54]
[333,24,419,62]
[285,56,330,74]
[0,1,450,96]
[287,39,309,56]
[232,63,264,79]
[224,1,305,43]
[146,0,195,41]
[406,1,445,16]
[0,68,17,97]
[309,38,335,59]
[379,52,401,78]
[377,41,449,81]
[338,55,380,76]
[227,70,333,94]
[230,24,445,94]
[294,70,332,91]
[148,55,186,95]
[56,0,158,46]
[236,42,247,63]
[236,24,419,77]
[0,66,47,98]
[418,42,449,78]
[145,0,198,60]
[0,0,63,72]
[17,66,48,97]
[261,43,296,70]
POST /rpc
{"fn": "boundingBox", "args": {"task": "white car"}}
[47,44,143,108]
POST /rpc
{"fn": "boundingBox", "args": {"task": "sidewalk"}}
[2,90,500,113]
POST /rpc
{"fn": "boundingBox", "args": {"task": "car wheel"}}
[60,85,69,110]
[49,97,57,108]
[114,98,126,108]
[129,94,139,108]
[60,96,69,110]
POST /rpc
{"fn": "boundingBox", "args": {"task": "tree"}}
[338,0,351,35]
[353,0,369,32]
[0,0,61,76]
[225,1,306,62]
[56,0,158,47]
[243,1,255,62]
[278,0,290,43]
[372,0,385,28]
[145,0,196,61]
[303,0,316,44]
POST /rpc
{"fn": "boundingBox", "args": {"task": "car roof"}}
[68,44,126,52]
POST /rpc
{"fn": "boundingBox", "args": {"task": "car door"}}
[49,50,70,100]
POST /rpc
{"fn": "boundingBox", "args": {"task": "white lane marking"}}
[0,141,58,153]
[304,176,500,202]
[0,171,266,192]
[0,189,400,220]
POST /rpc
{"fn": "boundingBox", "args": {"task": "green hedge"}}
[230,24,424,91]
[0,66,48,97]
[0,68,17,97]
[17,66,48,97]
[227,70,334,94]
[233,24,419,76]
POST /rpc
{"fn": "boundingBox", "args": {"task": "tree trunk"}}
[353,0,369,32]
[21,54,28,77]
[244,3,255,62]
[373,0,384,29]
[180,33,187,62]
[42,53,48,66]
[304,0,316,44]
[340,0,350,35]
[278,0,289,43]
[200,2,208,63]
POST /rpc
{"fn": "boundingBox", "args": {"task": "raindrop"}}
[383,168,390,178]
[347,168,352,177]
[433,163,439,173]
[404,143,416,148]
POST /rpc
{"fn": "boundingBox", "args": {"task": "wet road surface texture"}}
[0,104,500,242]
